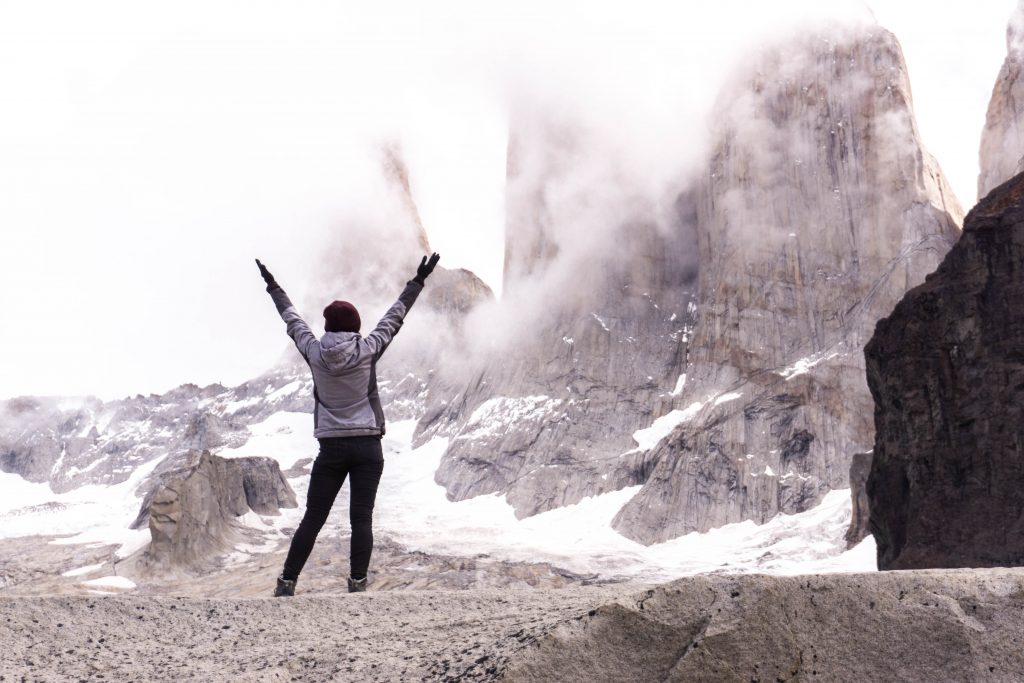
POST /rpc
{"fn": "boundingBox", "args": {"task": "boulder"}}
[866,172,1024,570]
[139,451,297,570]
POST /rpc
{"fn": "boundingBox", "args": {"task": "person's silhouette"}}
[256,253,440,595]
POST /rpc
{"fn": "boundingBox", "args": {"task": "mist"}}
[0,0,1013,400]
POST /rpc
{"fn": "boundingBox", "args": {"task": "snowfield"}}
[0,412,875,585]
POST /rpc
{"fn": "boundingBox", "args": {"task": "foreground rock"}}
[0,584,631,682]
[866,172,1024,570]
[3,570,1022,682]
[505,570,1024,682]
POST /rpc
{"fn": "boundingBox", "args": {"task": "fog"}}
[0,0,1014,399]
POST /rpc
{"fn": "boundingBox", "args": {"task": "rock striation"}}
[978,2,1024,200]
[866,172,1024,570]
[137,450,296,570]
[610,27,962,543]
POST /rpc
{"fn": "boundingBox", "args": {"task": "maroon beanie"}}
[323,300,361,333]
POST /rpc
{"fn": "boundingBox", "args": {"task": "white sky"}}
[0,0,1017,400]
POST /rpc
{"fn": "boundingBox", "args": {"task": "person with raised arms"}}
[256,253,440,595]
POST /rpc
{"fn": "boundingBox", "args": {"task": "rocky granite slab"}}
[3,569,1023,682]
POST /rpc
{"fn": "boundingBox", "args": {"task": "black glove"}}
[255,258,279,291]
[413,252,440,285]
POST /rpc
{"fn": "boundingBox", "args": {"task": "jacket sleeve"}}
[268,287,318,360]
[363,280,424,359]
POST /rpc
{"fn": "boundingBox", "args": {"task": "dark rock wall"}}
[866,172,1024,570]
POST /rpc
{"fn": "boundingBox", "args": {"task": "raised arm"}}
[256,259,317,360]
[363,253,440,359]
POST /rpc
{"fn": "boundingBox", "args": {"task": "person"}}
[256,253,440,596]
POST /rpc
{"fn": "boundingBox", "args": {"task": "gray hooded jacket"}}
[268,281,423,439]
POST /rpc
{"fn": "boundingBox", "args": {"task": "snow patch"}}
[63,456,105,479]
[780,350,843,380]
[1,454,162,559]
[455,396,562,442]
[94,409,116,434]
[5,407,875,585]
[217,411,311,470]
[82,575,136,590]
[267,380,304,402]
[238,511,275,531]
[221,395,262,413]
[713,391,743,406]
[629,406,701,452]
[669,374,687,396]
[61,562,105,578]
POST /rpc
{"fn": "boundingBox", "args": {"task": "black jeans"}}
[282,436,384,581]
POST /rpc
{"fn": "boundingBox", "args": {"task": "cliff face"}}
[978,2,1024,200]
[417,119,698,518]
[611,28,962,543]
[866,173,1024,570]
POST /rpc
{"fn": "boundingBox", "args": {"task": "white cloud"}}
[0,0,1014,398]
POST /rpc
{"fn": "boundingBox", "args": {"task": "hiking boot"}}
[274,575,296,597]
[347,576,368,593]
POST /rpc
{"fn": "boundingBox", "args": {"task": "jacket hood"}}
[319,331,363,374]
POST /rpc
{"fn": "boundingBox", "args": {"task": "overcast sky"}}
[0,0,1017,400]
